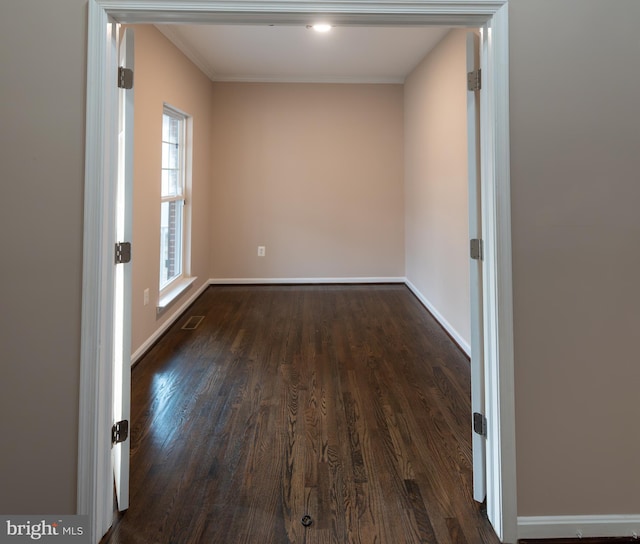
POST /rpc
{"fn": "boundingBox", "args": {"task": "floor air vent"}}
[181,315,205,330]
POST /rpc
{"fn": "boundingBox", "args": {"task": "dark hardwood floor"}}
[101,284,499,544]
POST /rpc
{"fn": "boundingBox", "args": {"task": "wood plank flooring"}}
[101,284,499,544]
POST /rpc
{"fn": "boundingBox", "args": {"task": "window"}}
[160,106,190,296]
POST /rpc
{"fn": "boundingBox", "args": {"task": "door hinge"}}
[112,420,129,445]
[470,238,483,261]
[115,242,132,264]
[473,412,487,437]
[467,69,481,92]
[118,66,134,90]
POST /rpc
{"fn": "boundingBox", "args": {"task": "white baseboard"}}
[209,277,405,285]
[131,280,211,365]
[404,279,471,356]
[518,515,640,540]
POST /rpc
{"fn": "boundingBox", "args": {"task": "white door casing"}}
[78,12,119,542]
[478,12,516,536]
[79,2,515,542]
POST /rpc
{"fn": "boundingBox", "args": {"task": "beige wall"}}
[3,0,640,532]
[510,0,640,516]
[209,83,405,279]
[0,0,86,513]
[130,26,213,354]
[404,30,471,347]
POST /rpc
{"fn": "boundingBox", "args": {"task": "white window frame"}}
[158,104,193,311]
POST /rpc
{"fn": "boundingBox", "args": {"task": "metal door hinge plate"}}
[467,69,481,92]
[118,66,133,90]
[112,420,129,445]
[470,239,483,261]
[115,242,131,264]
[473,412,487,437]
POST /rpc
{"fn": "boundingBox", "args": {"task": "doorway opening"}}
[79,2,514,543]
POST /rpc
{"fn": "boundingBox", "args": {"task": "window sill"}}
[157,276,197,316]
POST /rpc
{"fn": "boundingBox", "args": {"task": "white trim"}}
[132,279,209,364]
[157,276,198,314]
[209,276,405,285]
[480,6,516,542]
[102,1,506,26]
[404,279,471,356]
[81,3,514,543]
[159,105,189,295]
[518,515,640,540]
[78,10,117,543]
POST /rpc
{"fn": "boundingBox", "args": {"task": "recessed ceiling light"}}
[306,23,332,33]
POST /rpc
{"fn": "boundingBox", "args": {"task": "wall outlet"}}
[257,246,266,257]
[143,288,149,306]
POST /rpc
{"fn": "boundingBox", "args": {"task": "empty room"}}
[108,21,490,544]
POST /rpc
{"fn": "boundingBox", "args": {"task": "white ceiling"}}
[156,24,451,84]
